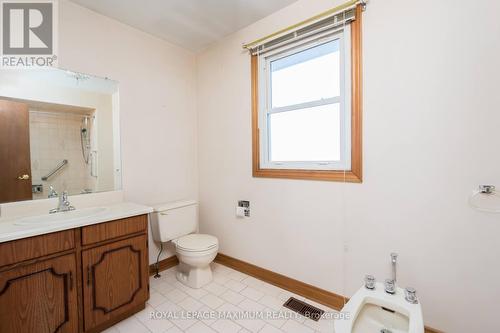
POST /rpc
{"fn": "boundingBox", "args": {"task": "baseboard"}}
[149,255,178,276]
[149,253,443,333]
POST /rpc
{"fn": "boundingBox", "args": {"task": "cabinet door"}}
[0,254,78,333]
[82,235,149,331]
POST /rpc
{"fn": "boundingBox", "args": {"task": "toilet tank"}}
[150,200,198,242]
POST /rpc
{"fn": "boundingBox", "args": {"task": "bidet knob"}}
[405,287,418,304]
[364,275,376,290]
[384,279,396,294]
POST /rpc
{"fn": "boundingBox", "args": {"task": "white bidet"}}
[334,282,424,333]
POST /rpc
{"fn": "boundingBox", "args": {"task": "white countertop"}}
[0,202,153,243]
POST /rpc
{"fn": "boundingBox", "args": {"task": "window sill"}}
[253,167,362,183]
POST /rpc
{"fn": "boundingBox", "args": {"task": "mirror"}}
[0,68,121,204]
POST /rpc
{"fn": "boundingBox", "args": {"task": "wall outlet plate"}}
[32,184,43,194]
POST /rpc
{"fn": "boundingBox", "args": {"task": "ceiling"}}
[69,0,298,52]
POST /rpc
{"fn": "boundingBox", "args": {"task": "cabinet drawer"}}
[81,214,147,245]
[0,230,75,267]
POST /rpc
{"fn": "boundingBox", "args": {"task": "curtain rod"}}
[242,0,366,50]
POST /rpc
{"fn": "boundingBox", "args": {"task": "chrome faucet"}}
[48,185,58,198]
[49,191,75,214]
[385,253,398,294]
[391,252,398,282]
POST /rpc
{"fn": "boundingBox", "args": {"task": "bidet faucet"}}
[391,252,398,282]
[49,191,75,214]
[384,253,398,294]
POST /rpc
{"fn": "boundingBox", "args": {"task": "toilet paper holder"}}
[237,200,250,217]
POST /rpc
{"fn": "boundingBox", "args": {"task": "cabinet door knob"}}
[17,174,30,180]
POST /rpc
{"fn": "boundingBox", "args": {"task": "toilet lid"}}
[176,234,218,252]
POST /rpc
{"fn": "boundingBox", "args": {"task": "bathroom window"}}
[251,6,363,182]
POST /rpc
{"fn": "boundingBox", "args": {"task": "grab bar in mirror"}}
[41,159,68,181]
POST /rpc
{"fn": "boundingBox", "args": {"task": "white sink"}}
[14,207,108,226]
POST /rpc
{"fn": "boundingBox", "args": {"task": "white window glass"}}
[269,103,341,162]
[259,29,351,171]
[271,39,340,108]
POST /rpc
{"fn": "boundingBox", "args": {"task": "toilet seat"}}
[175,234,218,252]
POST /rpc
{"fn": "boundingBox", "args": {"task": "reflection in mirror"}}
[0,68,121,204]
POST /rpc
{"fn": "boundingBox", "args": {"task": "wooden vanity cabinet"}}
[0,214,149,333]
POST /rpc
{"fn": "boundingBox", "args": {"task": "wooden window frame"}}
[251,5,363,183]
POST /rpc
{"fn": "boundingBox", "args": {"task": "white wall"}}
[196,0,500,332]
[58,0,198,261]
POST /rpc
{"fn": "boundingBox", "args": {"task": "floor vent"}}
[283,297,325,321]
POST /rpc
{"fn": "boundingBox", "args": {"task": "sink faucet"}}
[48,185,58,198]
[49,191,75,214]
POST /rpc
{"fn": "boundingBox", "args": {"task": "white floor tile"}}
[137,313,174,333]
[164,288,189,304]
[178,296,204,312]
[260,323,284,333]
[108,263,334,333]
[258,295,284,311]
[238,298,265,312]
[262,308,287,328]
[164,326,183,333]
[148,291,168,308]
[233,317,266,332]
[185,321,217,333]
[203,282,228,296]
[172,280,192,292]
[154,281,176,295]
[303,317,335,333]
[240,286,264,301]
[150,276,166,289]
[257,283,283,297]
[184,287,209,299]
[213,272,231,285]
[134,304,154,321]
[281,319,315,333]
[210,319,242,333]
[225,280,246,292]
[220,290,245,305]
[200,293,226,309]
[170,317,198,331]
[217,302,242,313]
[227,270,248,282]
[198,306,218,326]
[155,299,182,313]
[241,276,263,289]
[114,316,150,333]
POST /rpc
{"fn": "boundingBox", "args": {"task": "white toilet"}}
[150,200,218,288]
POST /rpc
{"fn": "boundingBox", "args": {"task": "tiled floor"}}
[104,263,337,333]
